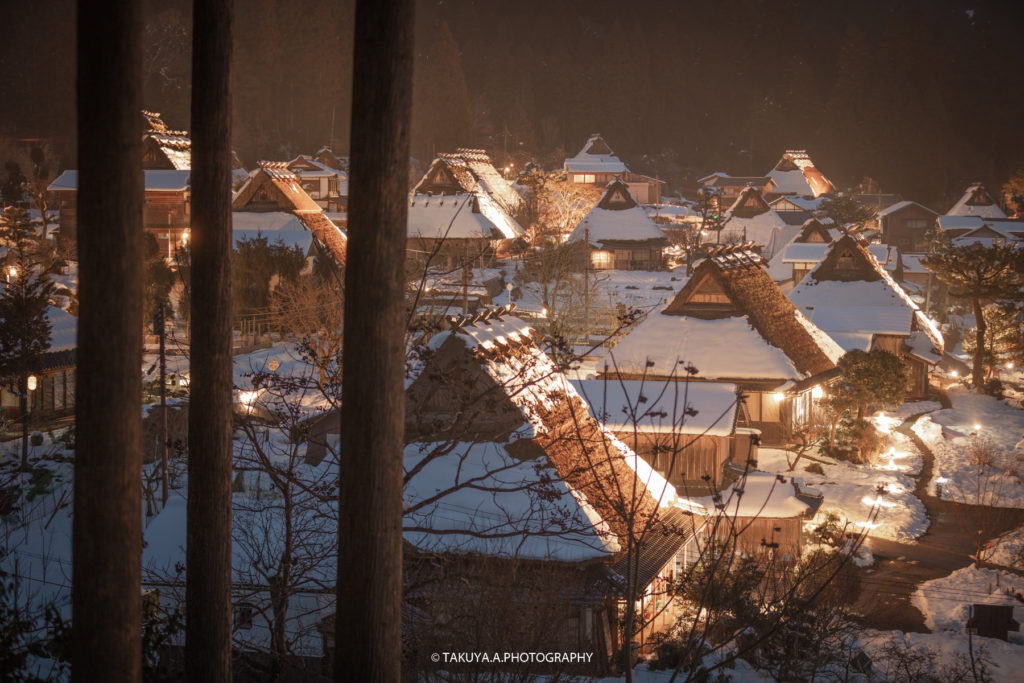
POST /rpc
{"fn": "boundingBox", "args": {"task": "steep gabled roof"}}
[405,309,683,561]
[232,163,347,262]
[658,245,842,377]
[601,245,841,382]
[721,186,786,245]
[767,150,834,198]
[789,234,943,352]
[414,150,525,218]
[727,185,772,218]
[946,183,1006,219]
[795,218,833,243]
[564,133,629,175]
[454,148,526,216]
[233,162,323,213]
[141,110,191,170]
[567,179,668,246]
[407,193,521,240]
[877,200,938,218]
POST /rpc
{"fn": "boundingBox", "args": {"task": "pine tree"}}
[922,235,1024,388]
[0,208,54,469]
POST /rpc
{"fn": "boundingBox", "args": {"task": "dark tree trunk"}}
[336,1,414,680]
[72,1,144,680]
[972,296,986,389]
[187,1,234,681]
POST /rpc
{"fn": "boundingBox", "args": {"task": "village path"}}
[853,404,1024,632]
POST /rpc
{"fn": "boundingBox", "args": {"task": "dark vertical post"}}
[187,0,234,681]
[72,0,144,680]
[336,0,414,680]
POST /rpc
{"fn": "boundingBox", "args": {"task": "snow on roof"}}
[565,134,629,174]
[48,169,191,192]
[47,305,77,352]
[763,225,802,261]
[402,440,620,561]
[770,195,823,211]
[781,242,829,263]
[572,379,739,436]
[412,310,683,556]
[827,332,874,352]
[232,211,315,254]
[568,182,667,245]
[877,200,937,217]
[287,155,346,179]
[722,208,786,246]
[805,304,914,336]
[454,148,526,216]
[950,224,1024,247]
[603,314,802,382]
[407,193,520,240]
[946,183,1006,219]
[767,150,834,198]
[905,329,942,364]
[702,471,812,518]
[789,237,944,348]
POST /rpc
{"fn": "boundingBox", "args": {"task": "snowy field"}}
[496,266,689,315]
[988,525,1024,569]
[913,386,1024,507]
[757,444,928,543]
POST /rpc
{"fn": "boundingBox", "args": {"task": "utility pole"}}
[154,302,168,506]
[584,227,591,345]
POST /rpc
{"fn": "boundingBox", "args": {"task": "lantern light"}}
[810,385,824,399]
[27,375,37,391]
[773,391,785,402]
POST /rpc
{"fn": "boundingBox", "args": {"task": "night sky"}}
[3,0,1024,206]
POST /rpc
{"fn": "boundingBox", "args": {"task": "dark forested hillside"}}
[2,0,1022,205]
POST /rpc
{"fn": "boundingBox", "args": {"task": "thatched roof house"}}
[767,150,834,198]
[788,234,944,398]
[946,183,1006,219]
[403,307,697,666]
[232,162,347,264]
[566,179,668,271]
[603,243,844,444]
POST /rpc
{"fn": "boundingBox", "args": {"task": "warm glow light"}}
[973,424,982,431]
[811,385,824,399]
[951,370,958,377]
[7,266,16,280]
[541,307,548,317]
[1009,362,1015,369]
[182,230,190,244]
[26,375,37,391]
[773,392,785,402]
[239,390,259,412]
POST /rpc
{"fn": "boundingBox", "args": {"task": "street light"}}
[27,375,37,391]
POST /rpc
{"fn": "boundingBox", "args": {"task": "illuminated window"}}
[591,250,613,269]
[573,174,596,184]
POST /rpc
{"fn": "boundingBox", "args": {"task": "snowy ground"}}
[757,443,928,543]
[494,267,688,315]
[879,565,1024,682]
[861,628,1024,683]
[913,386,1024,507]
[988,525,1024,568]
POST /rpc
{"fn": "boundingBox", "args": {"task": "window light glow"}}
[810,385,824,399]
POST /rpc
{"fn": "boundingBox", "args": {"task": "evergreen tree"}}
[232,236,306,315]
[816,192,877,232]
[922,235,1024,388]
[0,208,55,469]
[142,232,174,326]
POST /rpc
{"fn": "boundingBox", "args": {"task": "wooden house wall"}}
[881,205,936,251]
[713,515,803,559]
[615,431,727,489]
